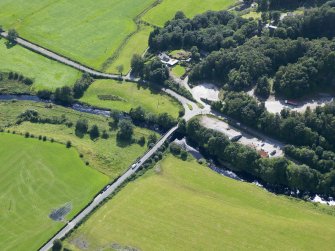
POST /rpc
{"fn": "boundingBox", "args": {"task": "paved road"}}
[39,125,178,251]
[0,31,128,80]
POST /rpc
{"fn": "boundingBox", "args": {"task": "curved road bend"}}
[39,125,178,251]
[0,32,125,80]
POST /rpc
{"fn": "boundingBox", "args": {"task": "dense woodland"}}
[150,2,335,98]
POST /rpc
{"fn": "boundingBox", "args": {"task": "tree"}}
[54,86,74,105]
[90,124,100,140]
[147,133,158,147]
[116,65,124,76]
[52,239,63,251]
[255,76,271,98]
[174,11,186,20]
[75,119,88,136]
[73,73,93,98]
[271,11,281,24]
[131,54,145,77]
[117,119,134,140]
[66,140,72,148]
[7,29,18,43]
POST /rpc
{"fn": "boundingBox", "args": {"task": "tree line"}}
[213,92,335,172]
[185,117,335,197]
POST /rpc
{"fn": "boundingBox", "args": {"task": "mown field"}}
[0,0,156,71]
[0,0,237,74]
[142,0,237,26]
[0,133,108,251]
[66,154,335,251]
[105,25,152,74]
[171,65,186,78]
[80,80,182,118]
[0,39,80,90]
[0,101,156,178]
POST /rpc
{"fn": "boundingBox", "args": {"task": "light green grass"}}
[0,0,156,70]
[171,65,186,78]
[143,0,237,27]
[66,154,335,251]
[0,133,108,251]
[0,101,156,178]
[106,25,152,74]
[242,11,262,19]
[0,39,80,90]
[80,80,181,118]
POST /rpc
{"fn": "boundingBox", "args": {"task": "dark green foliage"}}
[170,142,182,155]
[147,133,158,147]
[144,59,169,84]
[138,136,146,146]
[73,73,94,99]
[75,119,88,136]
[149,10,257,52]
[101,130,109,139]
[66,140,72,148]
[7,29,18,43]
[255,76,271,98]
[54,86,74,105]
[89,124,100,140]
[52,239,63,251]
[131,54,145,77]
[37,90,52,100]
[129,106,177,131]
[185,117,327,195]
[117,119,134,141]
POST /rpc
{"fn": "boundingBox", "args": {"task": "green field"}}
[105,25,152,74]
[143,0,237,26]
[0,0,156,71]
[171,65,186,78]
[242,11,262,19]
[0,40,80,90]
[0,101,156,178]
[0,133,108,251]
[66,154,335,250]
[80,80,182,118]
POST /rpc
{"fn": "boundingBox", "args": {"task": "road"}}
[0,31,127,80]
[39,125,178,251]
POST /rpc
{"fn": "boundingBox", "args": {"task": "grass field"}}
[80,80,182,118]
[0,101,156,178]
[242,11,262,19]
[143,0,237,27]
[0,133,108,251]
[66,154,335,251]
[171,65,186,78]
[105,25,152,74]
[0,0,156,71]
[0,39,80,90]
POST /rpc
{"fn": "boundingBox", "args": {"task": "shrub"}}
[138,136,146,146]
[38,135,42,140]
[170,143,182,155]
[25,132,30,138]
[89,125,100,140]
[75,119,88,137]
[101,130,109,139]
[66,140,72,148]
[43,136,47,141]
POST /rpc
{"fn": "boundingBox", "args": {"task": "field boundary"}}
[100,0,161,73]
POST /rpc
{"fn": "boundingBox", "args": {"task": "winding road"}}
[0,31,128,80]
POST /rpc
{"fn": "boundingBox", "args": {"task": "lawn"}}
[0,133,108,251]
[0,101,156,178]
[80,80,182,118]
[171,65,186,78]
[143,0,237,27]
[242,11,262,19]
[105,25,153,74]
[66,154,335,251]
[0,39,81,90]
[0,0,156,71]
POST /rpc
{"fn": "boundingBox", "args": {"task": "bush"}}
[43,136,47,141]
[89,125,100,140]
[170,143,182,155]
[25,132,30,138]
[38,135,42,140]
[138,136,146,146]
[101,130,109,139]
[181,150,188,160]
[75,119,88,137]
[37,90,52,100]
[52,239,62,251]
[66,140,72,148]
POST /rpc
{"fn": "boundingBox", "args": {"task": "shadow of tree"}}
[5,40,16,49]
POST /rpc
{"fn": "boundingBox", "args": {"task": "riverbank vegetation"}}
[0,101,156,178]
[0,133,108,251]
[80,79,182,118]
[65,154,335,250]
